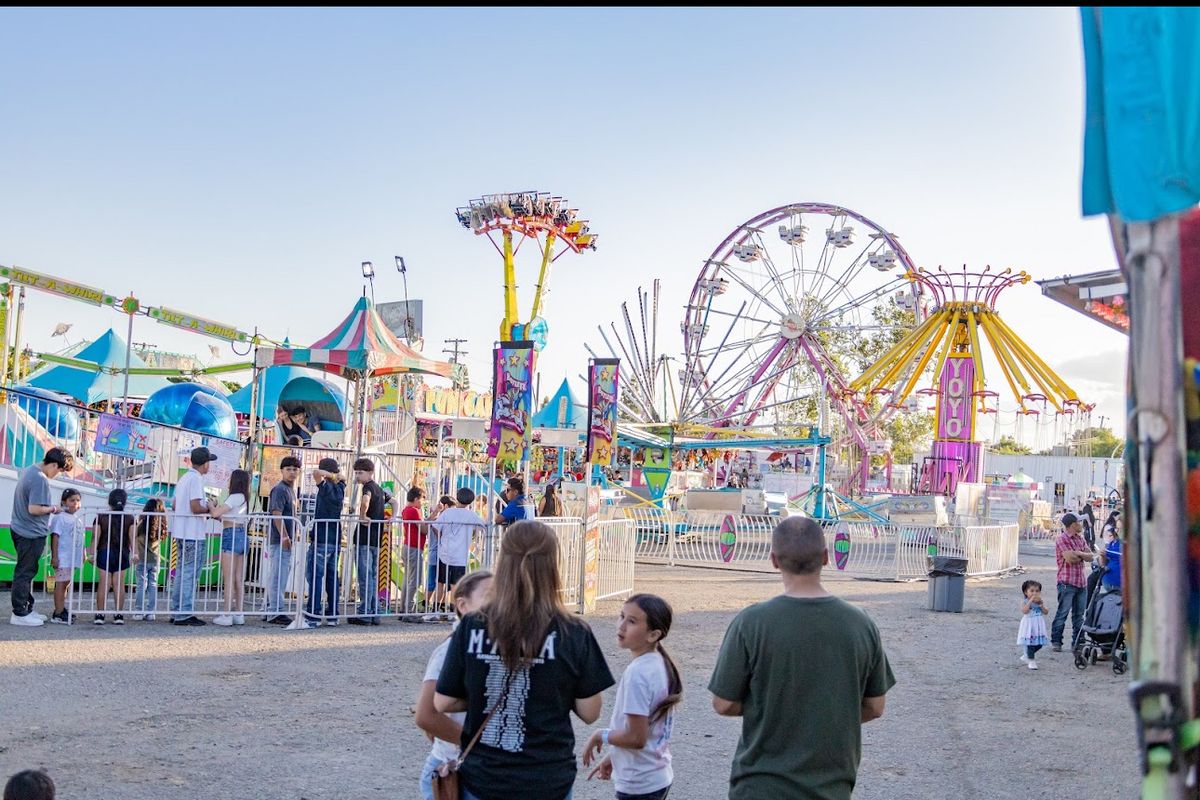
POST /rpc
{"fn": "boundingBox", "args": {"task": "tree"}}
[1071,426,1124,458]
[992,435,1031,455]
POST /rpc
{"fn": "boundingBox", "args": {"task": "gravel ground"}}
[0,542,1138,799]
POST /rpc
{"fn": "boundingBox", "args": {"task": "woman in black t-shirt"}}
[436,521,614,800]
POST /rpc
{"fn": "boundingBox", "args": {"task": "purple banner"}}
[936,356,975,441]
[487,341,536,466]
[586,359,620,465]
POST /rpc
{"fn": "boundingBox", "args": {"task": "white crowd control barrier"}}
[615,507,1019,581]
[58,511,637,624]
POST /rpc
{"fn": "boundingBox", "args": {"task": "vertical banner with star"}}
[487,340,537,469]
[585,358,620,466]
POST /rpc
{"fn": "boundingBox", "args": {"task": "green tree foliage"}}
[1071,426,1124,458]
[991,435,1031,455]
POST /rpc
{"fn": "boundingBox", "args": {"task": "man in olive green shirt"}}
[709,517,896,800]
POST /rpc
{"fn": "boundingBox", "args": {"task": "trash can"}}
[927,556,968,613]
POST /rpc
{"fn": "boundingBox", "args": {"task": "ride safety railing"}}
[53,511,636,625]
[616,506,1020,581]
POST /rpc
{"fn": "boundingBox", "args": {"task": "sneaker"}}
[93,615,106,626]
[325,619,338,627]
[49,610,70,625]
[172,616,207,627]
[267,615,291,625]
[10,613,44,627]
[112,615,125,626]
[1027,660,1039,670]
[347,617,370,626]
[370,617,381,627]
[1051,644,1063,653]
[233,614,245,626]
[212,615,235,627]
[1019,653,1029,662]
[32,612,48,622]
[132,614,145,622]
[146,614,157,622]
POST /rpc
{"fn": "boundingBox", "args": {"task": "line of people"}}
[9,448,543,628]
[413,517,895,800]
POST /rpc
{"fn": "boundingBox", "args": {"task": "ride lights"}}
[826,227,855,248]
[778,224,808,245]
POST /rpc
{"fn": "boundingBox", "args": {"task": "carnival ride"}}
[676,203,921,491]
[455,191,597,348]
[849,265,1090,495]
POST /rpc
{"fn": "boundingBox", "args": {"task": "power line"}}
[443,338,468,390]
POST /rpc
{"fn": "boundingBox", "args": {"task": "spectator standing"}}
[350,458,389,626]
[415,569,495,800]
[131,497,168,621]
[398,486,427,617]
[48,489,84,625]
[435,487,486,595]
[1050,512,1095,652]
[538,481,563,518]
[709,517,895,800]
[495,476,534,526]
[211,469,251,627]
[9,447,71,627]
[266,455,301,624]
[92,489,135,625]
[305,458,346,627]
[171,447,217,626]
[1098,513,1123,591]
[435,521,615,800]
[426,495,454,612]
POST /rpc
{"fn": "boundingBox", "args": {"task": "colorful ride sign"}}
[487,340,536,468]
[936,355,975,441]
[94,413,152,461]
[0,265,117,307]
[586,358,620,466]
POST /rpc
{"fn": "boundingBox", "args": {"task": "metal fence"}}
[615,507,1020,581]
[54,511,637,625]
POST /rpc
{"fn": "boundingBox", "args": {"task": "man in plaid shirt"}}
[1050,512,1095,652]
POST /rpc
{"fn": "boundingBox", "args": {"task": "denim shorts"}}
[221,526,248,555]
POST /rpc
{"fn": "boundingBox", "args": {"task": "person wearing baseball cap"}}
[305,457,346,627]
[170,447,218,626]
[1050,511,1095,651]
[265,455,303,624]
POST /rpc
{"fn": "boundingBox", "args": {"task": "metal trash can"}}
[927,556,968,613]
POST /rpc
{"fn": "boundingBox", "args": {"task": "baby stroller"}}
[1073,568,1127,674]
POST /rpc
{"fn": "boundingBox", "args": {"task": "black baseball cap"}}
[1062,512,1079,527]
[280,455,302,470]
[190,447,217,466]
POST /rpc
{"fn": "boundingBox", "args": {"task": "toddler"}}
[1018,579,1050,670]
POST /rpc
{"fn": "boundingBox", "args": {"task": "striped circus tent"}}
[253,296,453,379]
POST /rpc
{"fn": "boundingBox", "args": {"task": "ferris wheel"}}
[677,203,919,482]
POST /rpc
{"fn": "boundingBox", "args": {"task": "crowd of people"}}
[7,447,567,629]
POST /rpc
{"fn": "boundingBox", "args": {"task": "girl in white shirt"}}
[210,469,251,627]
[414,569,494,800]
[583,593,682,800]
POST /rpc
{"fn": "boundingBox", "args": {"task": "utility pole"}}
[443,338,469,415]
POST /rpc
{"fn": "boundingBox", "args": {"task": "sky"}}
[0,7,1127,446]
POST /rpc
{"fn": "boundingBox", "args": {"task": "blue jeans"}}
[426,540,440,593]
[133,554,161,613]
[305,542,340,618]
[265,540,293,614]
[169,539,203,619]
[419,752,444,800]
[1051,582,1087,646]
[356,546,379,616]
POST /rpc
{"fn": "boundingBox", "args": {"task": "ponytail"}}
[650,642,683,724]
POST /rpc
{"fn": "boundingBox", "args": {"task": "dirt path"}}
[0,543,1137,798]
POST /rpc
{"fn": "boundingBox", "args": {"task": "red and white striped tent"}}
[254,296,453,380]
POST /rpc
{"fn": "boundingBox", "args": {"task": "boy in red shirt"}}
[401,487,426,617]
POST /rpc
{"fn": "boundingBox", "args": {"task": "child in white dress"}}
[1018,580,1050,670]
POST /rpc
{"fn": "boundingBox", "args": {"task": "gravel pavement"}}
[0,542,1138,798]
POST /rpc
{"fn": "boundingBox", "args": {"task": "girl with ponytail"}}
[92,489,135,625]
[434,521,615,800]
[582,593,681,800]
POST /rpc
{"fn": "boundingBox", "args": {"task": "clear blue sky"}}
[0,8,1126,444]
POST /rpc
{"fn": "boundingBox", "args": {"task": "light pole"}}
[361,261,375,304]
[395,256,414,345]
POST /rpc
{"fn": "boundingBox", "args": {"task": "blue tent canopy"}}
[23,328,172,405]
[532,378,586,430]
